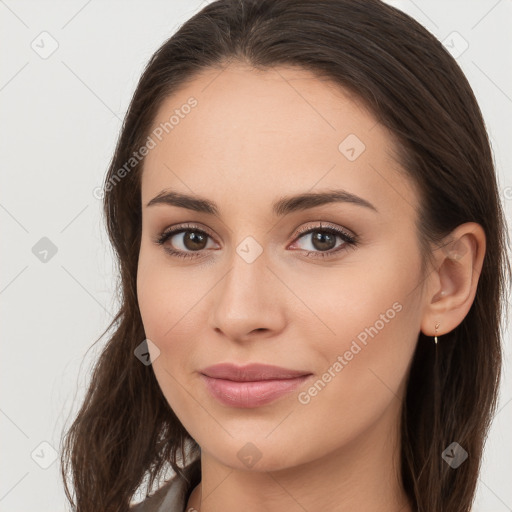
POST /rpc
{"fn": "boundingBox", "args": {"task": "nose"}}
[209,249,286,343]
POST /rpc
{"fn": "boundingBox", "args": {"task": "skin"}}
[136,63,486,512]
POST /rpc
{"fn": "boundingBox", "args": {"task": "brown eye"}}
[180,230,208,251]
[308,231,338,251]
[160,228,215,252]
[155,223,218,260]
[289,223,358,259]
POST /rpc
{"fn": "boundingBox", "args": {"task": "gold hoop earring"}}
[434,322,440,344]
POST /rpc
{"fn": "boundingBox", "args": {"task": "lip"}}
[200,363,311,381]
[199,363,313,408]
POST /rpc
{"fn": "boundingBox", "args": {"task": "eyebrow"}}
[145,188,378,216]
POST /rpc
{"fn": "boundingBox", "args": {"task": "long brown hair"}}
[60,1,511,510]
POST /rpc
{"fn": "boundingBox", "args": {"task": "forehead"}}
[141,63,417,219]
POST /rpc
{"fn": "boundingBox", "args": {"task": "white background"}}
[0,1,511,510]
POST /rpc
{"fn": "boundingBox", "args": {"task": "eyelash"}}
[153,222,358,260]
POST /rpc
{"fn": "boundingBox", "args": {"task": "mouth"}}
[200,362,312,381]
[199,363,313,408]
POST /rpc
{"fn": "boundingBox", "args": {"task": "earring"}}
[434,322,440,344]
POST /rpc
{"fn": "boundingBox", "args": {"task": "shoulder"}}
[130,459,201,512]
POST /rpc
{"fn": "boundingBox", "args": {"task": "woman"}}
[60,0,511,511]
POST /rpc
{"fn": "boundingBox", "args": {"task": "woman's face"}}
[137,64,430,471]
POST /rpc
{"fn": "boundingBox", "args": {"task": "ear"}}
[420,222,486,338]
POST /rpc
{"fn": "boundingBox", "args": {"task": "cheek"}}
[290,247,422,405]
[137,256,201,410]
[136,245,217,387]
[289,282,420,460]
[137,242,199,339]
[288,250,420,350]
